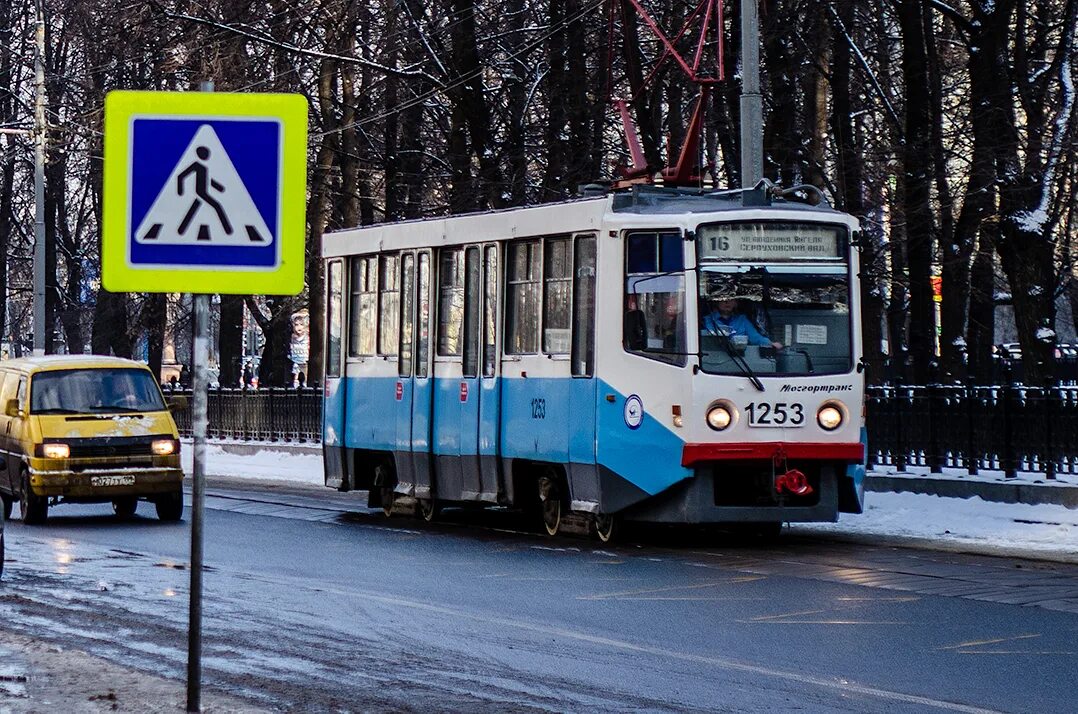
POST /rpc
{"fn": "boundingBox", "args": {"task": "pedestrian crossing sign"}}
[102,91,308,295]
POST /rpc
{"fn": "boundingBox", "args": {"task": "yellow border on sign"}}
[102,90,308,296]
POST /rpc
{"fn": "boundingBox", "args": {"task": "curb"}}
[190,439,1078,510]
[865,473,1078,509]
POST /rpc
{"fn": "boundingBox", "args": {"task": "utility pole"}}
[33,0,47,355]
[739,0,763,188]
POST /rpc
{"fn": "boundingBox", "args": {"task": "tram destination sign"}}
[698,223,842,262]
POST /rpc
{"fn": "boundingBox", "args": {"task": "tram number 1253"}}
[530,398,547,420]
[745,402,805,427]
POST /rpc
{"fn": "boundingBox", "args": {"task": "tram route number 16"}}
[530,398,546,420]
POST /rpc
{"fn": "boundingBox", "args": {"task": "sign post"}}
[102,87,307,713]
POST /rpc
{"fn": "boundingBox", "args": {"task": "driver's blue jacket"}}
[701,313,772,346]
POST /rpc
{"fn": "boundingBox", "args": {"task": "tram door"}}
[395,252,418,494]
[475,245,501,500]
[322,259,348,488]
[460,245,500,501]
[409,251,435,501]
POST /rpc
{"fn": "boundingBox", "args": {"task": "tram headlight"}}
[706,404,734,431]
[816,402,845,431]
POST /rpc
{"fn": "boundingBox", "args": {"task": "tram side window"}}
[349,256,378,356]
[572,235,597,377]
[543,236,572,354]
[438,249,465,356]
[483,246,498,376]
[505,241,541,354]
[624,230,686,367]
[379,254,400,356]
[399,254,415,377]
[326,260,343,378]
[416,252,431,377]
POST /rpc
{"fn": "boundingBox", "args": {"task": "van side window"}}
[0,372,17,405]
[16,378,27,409]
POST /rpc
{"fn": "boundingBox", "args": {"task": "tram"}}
[321,183,866,539]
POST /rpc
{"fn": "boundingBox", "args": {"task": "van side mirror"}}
[5,399,20,418]
[167,396,188,412]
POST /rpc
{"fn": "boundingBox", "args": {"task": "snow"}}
[183,442,1078,560]
[181,443,323,485]
[1037,327,1056,340]
[798,492,1078,560]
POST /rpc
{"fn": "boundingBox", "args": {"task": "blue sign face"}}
[128,117,282,268]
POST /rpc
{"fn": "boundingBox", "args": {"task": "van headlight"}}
[706,403,734,431]
[41,443,70,459]
[151,439,178,455]
[816,403,845,431]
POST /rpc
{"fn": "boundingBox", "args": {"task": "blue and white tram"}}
[321,185,866,538]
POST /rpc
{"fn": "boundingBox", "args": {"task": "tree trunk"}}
[966,222,997,384]
[899,0,938,384]
[219,296,243,388]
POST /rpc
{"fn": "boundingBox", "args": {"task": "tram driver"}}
[701,297,783,350]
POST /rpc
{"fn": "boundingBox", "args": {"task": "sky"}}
[183,444,1078,563]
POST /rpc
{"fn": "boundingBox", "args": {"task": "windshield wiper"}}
[32,407,81,414]
[701,324,765,392]
[89,405,147,413]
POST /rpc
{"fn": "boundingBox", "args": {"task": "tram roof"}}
[322,185,849,258]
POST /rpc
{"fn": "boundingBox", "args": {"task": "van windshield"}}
[30,368,165,414]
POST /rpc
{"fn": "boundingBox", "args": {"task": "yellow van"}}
[0,356,185,525]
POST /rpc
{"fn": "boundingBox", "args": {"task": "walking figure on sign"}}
[177,145,233,237]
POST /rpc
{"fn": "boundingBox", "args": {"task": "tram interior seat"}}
[766,309,851,374]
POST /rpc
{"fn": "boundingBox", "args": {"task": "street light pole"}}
[739,0,763,188]
[33,0,47,356]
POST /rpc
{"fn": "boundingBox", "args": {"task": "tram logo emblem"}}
[135,124,273,247]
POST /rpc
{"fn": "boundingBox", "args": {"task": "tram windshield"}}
[696,221,852,377]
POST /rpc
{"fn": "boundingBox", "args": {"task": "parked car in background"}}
[0,356,186,525]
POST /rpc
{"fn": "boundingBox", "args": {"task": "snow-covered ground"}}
[182,442,1078,561]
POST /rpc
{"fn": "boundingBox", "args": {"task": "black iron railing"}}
[164,386,323,444]
[164,384,1078,479]
[866,384,1078,479]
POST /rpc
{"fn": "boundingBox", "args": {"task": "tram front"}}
[611,202,866,526]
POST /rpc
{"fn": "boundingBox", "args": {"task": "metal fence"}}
[866,384,1078,479]
[164,386,323,444]
[164,383,1078,480]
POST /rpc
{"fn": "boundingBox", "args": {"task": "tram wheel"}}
[537,473,562,536]
[417,498,438,523]
[374,463,396,518]
[593,513,619,543]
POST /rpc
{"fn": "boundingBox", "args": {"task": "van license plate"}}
[91,475,136,487]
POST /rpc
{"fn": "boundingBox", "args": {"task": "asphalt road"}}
[1,480,1076,713]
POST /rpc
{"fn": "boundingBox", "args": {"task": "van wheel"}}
[1,494,12,521]
[155,490,183,522]
[113,498,138,519]
[20,470,47,525]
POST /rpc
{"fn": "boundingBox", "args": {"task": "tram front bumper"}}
[618,442,863,524]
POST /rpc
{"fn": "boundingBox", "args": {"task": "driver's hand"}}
[771,341,784,350]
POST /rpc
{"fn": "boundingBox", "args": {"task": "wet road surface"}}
[1,480,1076,713]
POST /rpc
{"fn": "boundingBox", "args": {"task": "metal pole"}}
[739,0,763,188]
[186,79,213,714]
[33,0,46,355]
[187,292,209,712]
